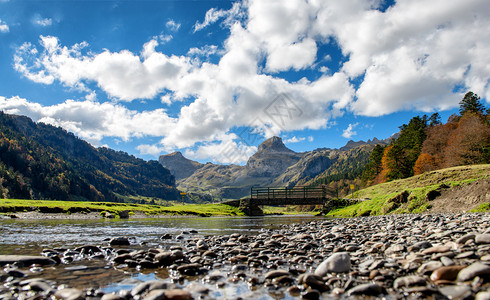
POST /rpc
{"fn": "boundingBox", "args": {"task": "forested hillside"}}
[362,92,489,185]
[0,112,179,201]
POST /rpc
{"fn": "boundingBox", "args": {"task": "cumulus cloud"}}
[342,122,359,139]
[0,19,9,32]
[0,96,175,144]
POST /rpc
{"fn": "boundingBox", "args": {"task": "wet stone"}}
[347,283,382,296]
[109,237,130,246]
[54,288,84,300]
[265,270,290,280]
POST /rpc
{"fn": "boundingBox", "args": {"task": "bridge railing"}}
[250,186,328,200]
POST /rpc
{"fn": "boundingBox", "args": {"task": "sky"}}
[0,0,488,165]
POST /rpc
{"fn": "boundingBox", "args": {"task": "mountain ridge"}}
[0,112,179,202]
[161,136,389,200]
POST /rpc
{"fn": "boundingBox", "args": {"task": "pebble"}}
[439,285,472,299]
[430,265,466,282]
[457,262,490,281]
[476,234,490,244]
[54,288,84,300]
[347,283,382,296]
[393,275,426,289]
[314,252,351,275]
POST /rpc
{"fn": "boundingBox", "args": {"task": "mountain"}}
[0,112,179,201]
[168,136,387,200]
[159,151,203,180]
[245,136,303,178]
[340,138,386,151]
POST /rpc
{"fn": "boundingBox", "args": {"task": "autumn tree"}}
[445,113,490,166]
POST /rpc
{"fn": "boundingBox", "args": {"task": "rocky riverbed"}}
[1,213,490,299]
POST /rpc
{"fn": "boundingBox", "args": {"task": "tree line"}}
[0,112,179,201]
[362,92,489,185]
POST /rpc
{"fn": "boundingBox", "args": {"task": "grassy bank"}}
[0,199,245,217]
[328,164,490,217]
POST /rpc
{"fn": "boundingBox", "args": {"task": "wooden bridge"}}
[224,186,359,216]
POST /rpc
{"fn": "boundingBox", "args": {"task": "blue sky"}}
[0,0,488,164]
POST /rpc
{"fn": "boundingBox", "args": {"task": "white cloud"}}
[0,19,9,33]
[284,136,305,144]
[137,144,166,156]
[193,2,244,32]
[33,16,53,27]
[165,19,180,32]
[308,136,314,142]
[0,96,175,144]
[342,122,359,139]
[188,45,221,58]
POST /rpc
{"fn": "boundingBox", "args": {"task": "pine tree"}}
[459,92,485,116]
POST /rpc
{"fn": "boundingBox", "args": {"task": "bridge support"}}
[239,199,263,216]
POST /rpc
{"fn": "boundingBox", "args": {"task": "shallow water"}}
[0,215,321,254]
[0,215,323,299]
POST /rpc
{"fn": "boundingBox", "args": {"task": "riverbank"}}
[1,213,489,299]
[0,199,245,218]
[328,164,490,217]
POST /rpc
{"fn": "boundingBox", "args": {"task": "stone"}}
[314,252,351,276]
[0,255,57,267]
[457,262,490,281]
[302,289,321,300]
[118,210,130,219]
[142,289,166,300]
[417,261,443,275]
[109,237,130,246]
[422,245,450,255]
[54,288,84,300]
[101,294,124,300]
[475,291,490,300]
[131,280,169,296]
[348,283,382,296]
[298,274,328,292]
[265,269,290,280]
[430,265,466,282]
[456,233,476,244]
[393,275,427,289]
[163,289,193,300]
[440,256,455,266]
[475,234,490,244]
[438,285,472,299]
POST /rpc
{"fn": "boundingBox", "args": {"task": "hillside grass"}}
[328,164,490,217]
[0,199,245,217]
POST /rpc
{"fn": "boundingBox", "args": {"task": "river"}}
[0,215,323,299]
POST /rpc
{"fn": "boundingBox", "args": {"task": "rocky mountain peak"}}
[257,136,294,154]
[159,151,203,180]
